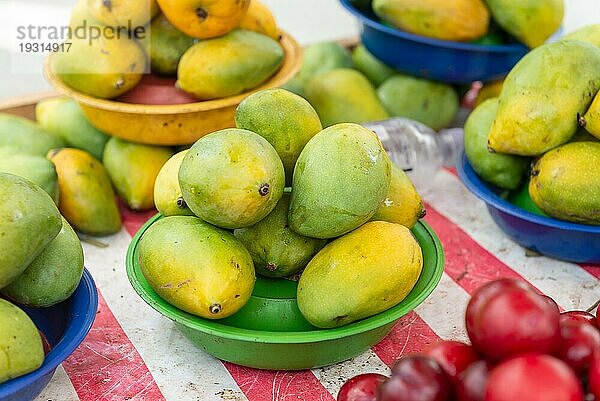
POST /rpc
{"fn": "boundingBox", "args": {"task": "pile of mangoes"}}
[0,172,85,383]
[140,88,426,328]
[53,0,284,100]
[465,25,600,225]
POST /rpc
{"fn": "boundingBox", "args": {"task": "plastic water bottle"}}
[363,117,464,192]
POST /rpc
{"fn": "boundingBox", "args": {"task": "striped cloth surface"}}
[35,168,600,401]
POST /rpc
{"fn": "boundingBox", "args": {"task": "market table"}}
[30,163,599,401]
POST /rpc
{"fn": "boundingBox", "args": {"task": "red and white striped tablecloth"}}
[35,168,600,401]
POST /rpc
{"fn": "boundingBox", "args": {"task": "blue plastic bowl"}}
[339,0,530,83]
[457,154,600,264]
[0,270,98,401]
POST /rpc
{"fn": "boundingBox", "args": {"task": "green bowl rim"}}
[126,214,445,344]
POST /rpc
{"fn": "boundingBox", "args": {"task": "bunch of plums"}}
[337,278,600,401]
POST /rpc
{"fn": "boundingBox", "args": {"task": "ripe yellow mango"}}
[86,0,159,28]
[154,150,193,216]
[579,92,600,140]
[239,0,279,40]
[562,24,600,48]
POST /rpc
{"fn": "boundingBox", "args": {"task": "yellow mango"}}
[86,0,159,28]
[579,92,600,140]
[154,150,194,216]
[238,0,279,40]
[562,24,600,48]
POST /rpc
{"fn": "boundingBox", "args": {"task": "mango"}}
[235,88,323,185]
[465,98,530,190]
[488,41,600,156]
[474,79,504,108]
[177,29,283,100]
[138,216,255,319]
[371,163,425,228]
[529,142,600,225]
[154,150,193,216]
[157,0,250,39]
[234,194,327,278]
[48,148,121,236]
[297,221,422,328]
[149,13,196,75]
[377,74,459,130]
[103,137,174,211]
[0,173,62,289]
[70,0,103,28]
[562,24,600,48]
[179,129,285,229]
[282,42,353,97]
[36,97,109,160]
[0,299,44,383]
[239,0,279,40]
[86,0,159,28]
[289,123,391,239]
[0,113,65,156]
[305,69,390,127]
[0,150,59,203]
[2,218,84,307]
[52,35,146,99]
[373,0,489,42]
[579,91,600,140]
[485,0,563,48]
[352,44,395,87]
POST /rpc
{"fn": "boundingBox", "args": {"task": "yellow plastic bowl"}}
[44,32,302,146]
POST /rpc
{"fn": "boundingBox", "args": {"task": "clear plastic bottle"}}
[363,117,464,192]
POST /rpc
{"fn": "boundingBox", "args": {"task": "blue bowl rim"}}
[457,152,600,234]
[338,0,530,53]
[0,269,98,398]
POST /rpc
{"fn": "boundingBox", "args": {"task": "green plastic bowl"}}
[126,215,444,370]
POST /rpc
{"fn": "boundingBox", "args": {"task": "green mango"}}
[177,29,284,100]
[0,299,44,383]
[352,44,395,87]
[150,13,196,75]
[529,142,600,224]
[465,98,530,190]
[0,113,65,156]
[138,216,255,319]
[297,221,422,328]
[103,137,174,211]
[235,88,323,185]
[289,123,391,239]
[377,74,459,130]
[234,194,327,278]
[508,180,547,217]
[281,42,353,97]
[0,150,59,203]
[485,0,563,48]
[562,24,600,47]
[305,68,390,127]
[0,173,62,289]
[35,97,109,160]
[2,218,84,307]
[488,41,600,156]
[179,129,285,229]
[154,150,194,216]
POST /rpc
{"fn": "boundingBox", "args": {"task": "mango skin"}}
[48,148,121,236]
[580,91,600,140]
[465,98,530,190]
[488,41,600,156]
[177,29,284,100]
[485,0,563,48]
[0,150,59,203]
[234,194,327,278]
[377,74,459,130]
[352,44,395,87]
[0,299,44,384]
[36,97,109,160]
[0,113,66,156]
[138,216,255,319]
[371,163,425,228]
[529,142,600,225]
[52,35,146,99]
[305,69,390,127]
[289,123,391,239]
[373,0,489,42]
[239,0,279,40]
[103,137,174,211]
[297,221,423,328]
[2,218,84,307]
[235,88,323,185]
[0,173,62,289]
[149,13,196,75]
[179,129,285,229]
[562,24,600,47]
[154,150,193,216]
[86,0,159,28]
